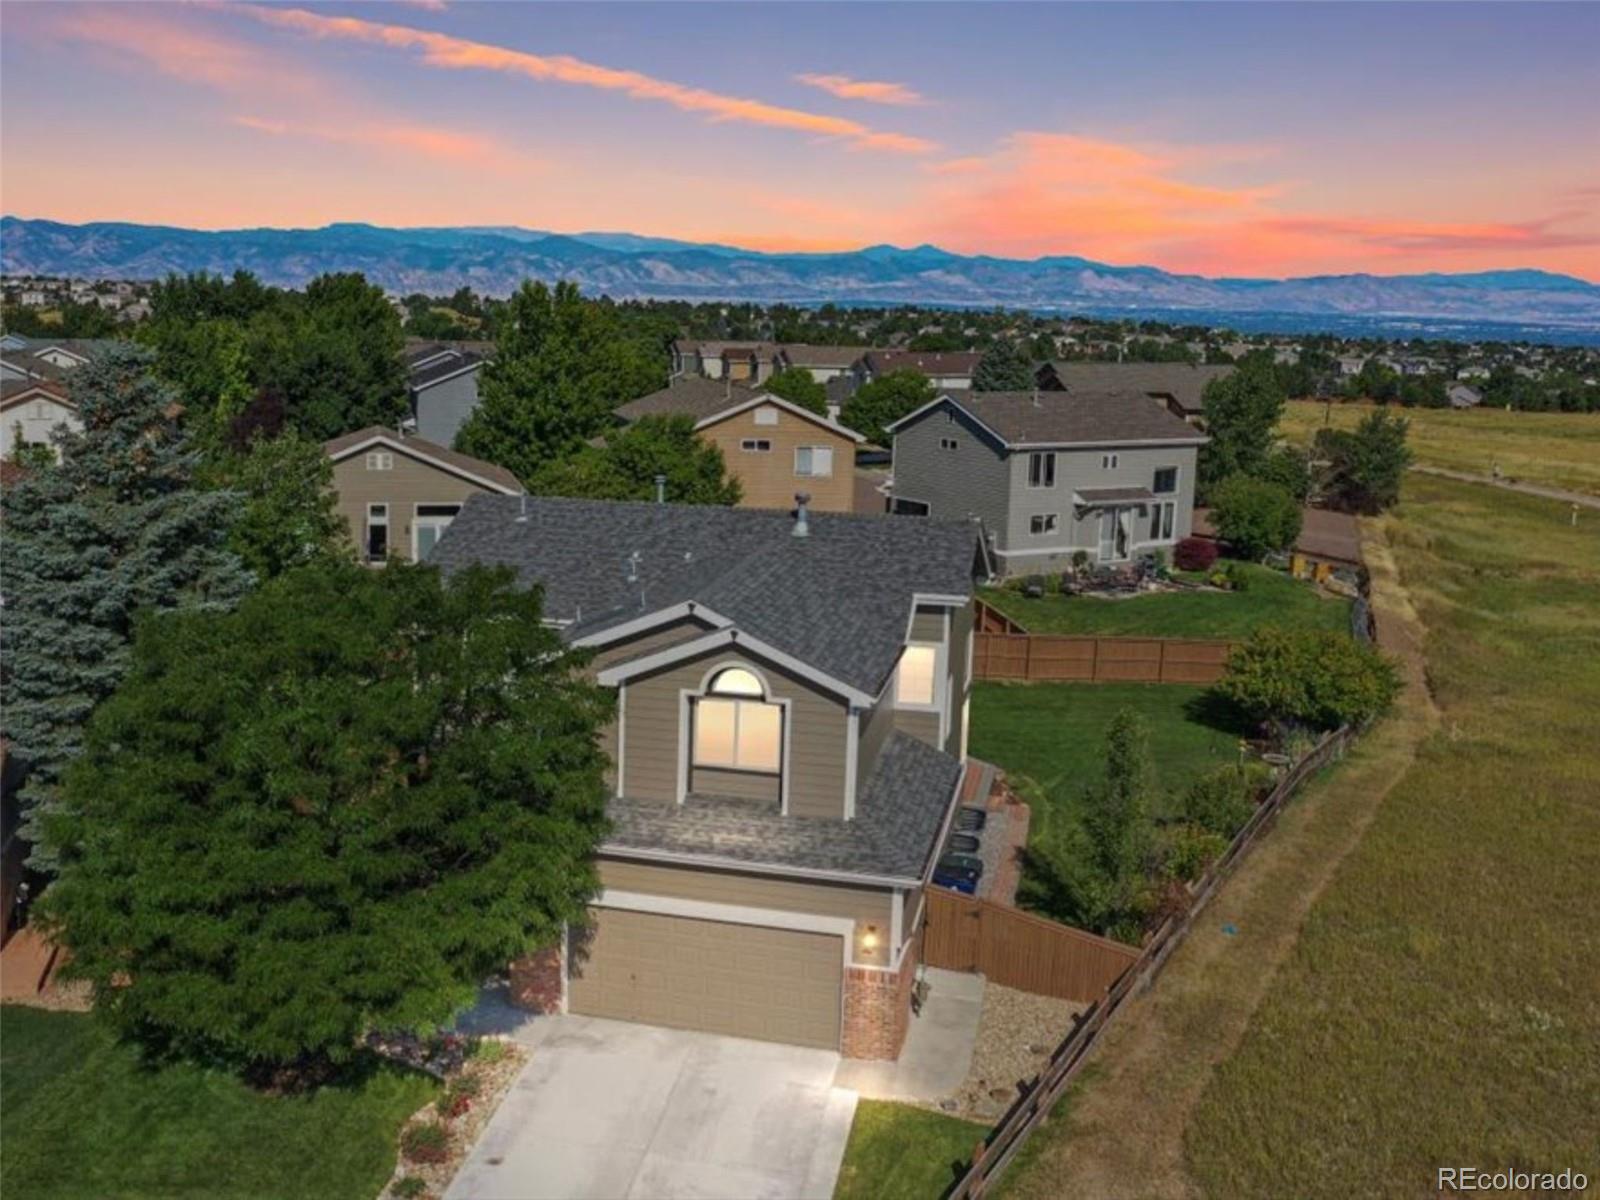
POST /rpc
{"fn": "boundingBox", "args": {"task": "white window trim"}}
[364,503,390,564]
[1152,464,1180,496]
[1027,451,1057,489]
[1029,513,1060,536]
[895,640,946,714]
[410,500,462,562]
[793,445,834,478]
[615,683,627,799]
[677,660,794,813]
[740,438,772,453]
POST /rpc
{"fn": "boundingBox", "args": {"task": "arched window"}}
[694,666,782,773]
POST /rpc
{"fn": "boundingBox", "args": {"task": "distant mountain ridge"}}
[4,217,1597,331]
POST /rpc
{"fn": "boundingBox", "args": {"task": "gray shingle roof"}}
[408,348,484,389]
[604,732,964,880]
[429,495,981,696]
[779,344,870,369]
[1036,362,1234,414]
[940,390,1207,447]
[322,426,523,494]
[865,350,981,377]
[615,376,755,423]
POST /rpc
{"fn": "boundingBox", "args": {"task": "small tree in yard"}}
[1315,410,1412,514]
[1215,628,1401,731]
[1208,474,1303,560]
[1173,536,1218,572]
[40,561,612,1070]
[0,345,253,870]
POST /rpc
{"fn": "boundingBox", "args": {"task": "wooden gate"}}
[922,887,1139,1004]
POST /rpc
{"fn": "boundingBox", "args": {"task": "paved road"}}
[446,1016,856,1200]
[1411,465,1600,510]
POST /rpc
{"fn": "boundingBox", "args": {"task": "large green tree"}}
[1208,474,1303,559]
[455,280,665,482]
[762,367,828,415]
[216,430,349,579]
[0,345,253,869]
[1197,361,1287,499]
[532,415,741,506]
[973,340,1034,391]
[841,369,935,447]
[40,561,612,1068]
[1314,410,1412,514]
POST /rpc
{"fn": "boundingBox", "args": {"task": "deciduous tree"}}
[1197,361,1287,499]
[762,367,828,415]
[531,415,740,506]
[840,369,934,447]
[1314,410,1412,514]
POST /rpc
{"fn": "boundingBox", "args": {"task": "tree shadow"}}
[1183,688,1256,740]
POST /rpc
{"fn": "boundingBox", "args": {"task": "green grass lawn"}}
[833,1100,987,1200]
[980,561,1350,640]
[1182,474,1600,1196]
[969,681,1249,836]
[0,1006,437,1200]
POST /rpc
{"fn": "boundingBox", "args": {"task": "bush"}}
[1209,474,1303,560]
[392,1177,428,1200]
[470,1038,509,1065]
[441,1071,482,1119]
[400,1121,450,1165]
[1160,824,1230,883]
[1174,536,1218,571]
[1181,763,1268,838]
[1215,628,1402,730]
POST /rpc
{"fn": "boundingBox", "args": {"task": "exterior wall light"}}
[861,925,879,954]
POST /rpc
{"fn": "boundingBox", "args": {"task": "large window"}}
[694,667,782,772]
[413,503,462,560]
[794,446,834,477]
[896,644,940,707]
[1028,452,1056,488]
[1148,502,1176,540]
[1153,466,1178,494]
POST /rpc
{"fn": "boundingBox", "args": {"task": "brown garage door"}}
[568,908,843,1050]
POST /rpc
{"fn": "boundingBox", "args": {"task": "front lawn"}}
[0,1006,437,1200]
[981,561,1351,640]
[833,1100,987,1200]
[969,682,1248,838]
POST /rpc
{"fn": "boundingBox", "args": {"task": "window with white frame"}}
[1148,502,1176,540]
[1030,513,1059,535]
[939,437,959,451]
[794,446,834,477]
[365,451,394,470]
[693,667,782,773]
[1153,466,1178,494]
[413,503,462,560]
[740,438,772,452]
[364,503,389,562]
[1028,451,1056,488]
[896,644,940,707]
[754,406,779,426]
[1101,452,1119,469]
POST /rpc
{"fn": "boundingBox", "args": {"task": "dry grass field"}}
[1278,400,1600,496]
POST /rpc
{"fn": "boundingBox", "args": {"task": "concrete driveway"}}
[446,1016,858,1200]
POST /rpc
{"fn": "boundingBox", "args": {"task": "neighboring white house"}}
[1,381,80,461]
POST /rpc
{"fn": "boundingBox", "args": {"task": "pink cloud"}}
[231,114,512,168]
[795,73,927,107]
[229,5,938,154]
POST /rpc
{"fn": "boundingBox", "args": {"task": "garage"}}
[567,907,844,1050]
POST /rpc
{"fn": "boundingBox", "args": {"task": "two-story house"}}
[671,340,783,384]
[1032,361,1234,427]
[857,350,981,392]
[430,496,988,1058]
[887,389,1207,576]
[404,340,492,447]
[322,426,523,564]
[615,378,866,512]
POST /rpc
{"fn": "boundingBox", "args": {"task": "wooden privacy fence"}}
[923,888,1139,1004]
[973,632,1235,685]
[944,723,1357,1199]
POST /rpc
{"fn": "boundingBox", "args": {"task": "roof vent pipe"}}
[515,494,528,523]
[792,492,811,538]
[654,473,667,505]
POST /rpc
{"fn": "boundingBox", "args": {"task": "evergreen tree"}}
[1,345,253,868]
[973,339,1034,391]
[40,561,611,1068]
[455,281,665,482]
[1197,361,1287,500]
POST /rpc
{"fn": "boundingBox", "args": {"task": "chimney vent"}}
[792,493,812,538]
[654,473,667,504]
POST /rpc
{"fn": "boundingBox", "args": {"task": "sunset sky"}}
[3,1,1597,280]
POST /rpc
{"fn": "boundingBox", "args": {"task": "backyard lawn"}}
[969,681,1249,836]
[0,1006,436,1200]
[833,1100,986,1200]
[980,562,1351,640]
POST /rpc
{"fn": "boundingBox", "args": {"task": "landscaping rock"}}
[932,982,1082,1121]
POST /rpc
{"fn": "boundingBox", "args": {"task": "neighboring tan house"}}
[404,340,493,447]
[615,378,865,513]
[776,344,869,384]
[1033,362,1235,426]
[857,350,981,391]
[887,389,1207,575]
[671,340,783,384]
[430,496,987,1058]
[322,426,522,564]
[1,380,79,462]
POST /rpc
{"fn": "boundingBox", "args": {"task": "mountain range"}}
[4,217,1598,334]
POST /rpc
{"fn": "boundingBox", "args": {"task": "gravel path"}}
[936,982,1083,1122]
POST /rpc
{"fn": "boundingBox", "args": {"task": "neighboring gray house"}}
[404,341,491,446]
[1447,383,1483,409]
[887,390,1207,576]
[0,337,115,384]
[1033,361,1234,426]
[429,496,986,1058]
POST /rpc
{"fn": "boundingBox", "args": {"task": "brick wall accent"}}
[841,933,920,1059]
[507,942,565,1014]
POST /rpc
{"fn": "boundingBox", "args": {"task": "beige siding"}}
[599,856,894,966]
[893,708,941,745]
[910,607,946,643]
[568,908,843,1049]
[619,645,849,819]
[699,405,857,513]
[587,618,716,672]
[330,449,495,564]
[856,691,896,795]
